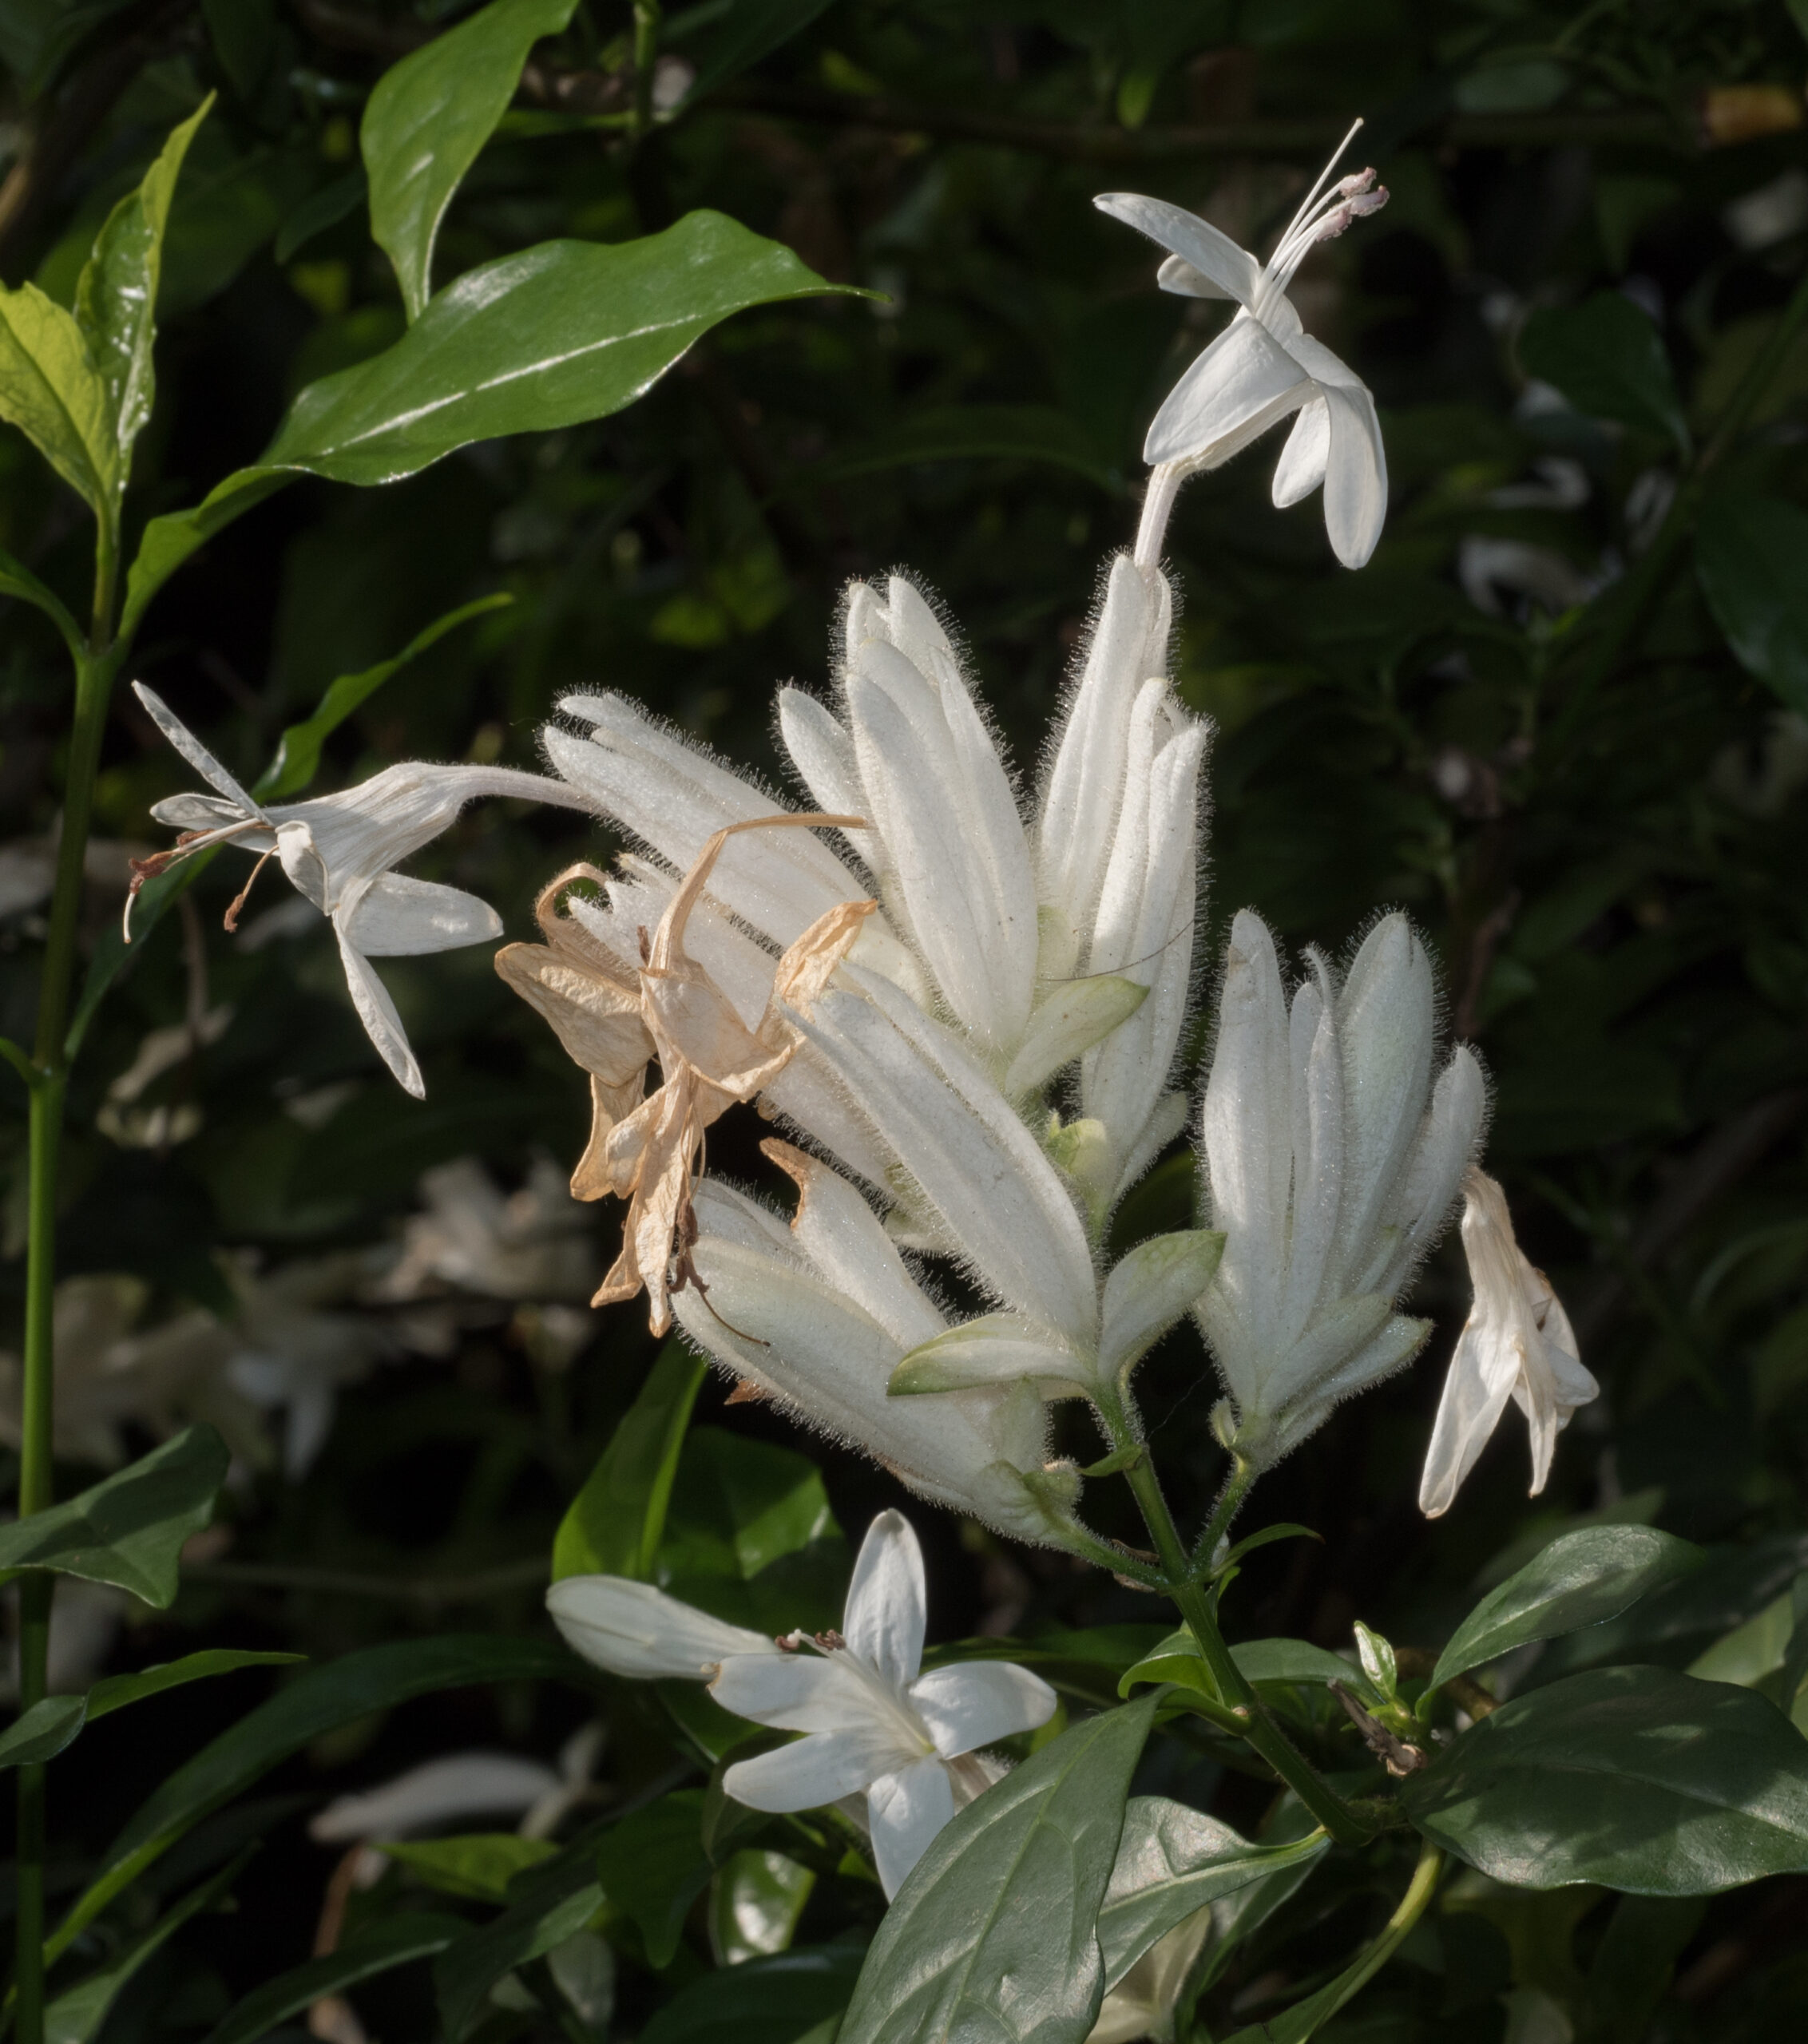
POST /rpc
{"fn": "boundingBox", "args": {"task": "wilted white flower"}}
[1419,1170,1597,1517]
[1097,124,1390,570]
[1196,911,1485,1468]
[130,683,589,1097]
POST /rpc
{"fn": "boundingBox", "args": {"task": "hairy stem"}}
[1191,1456,1257,1578]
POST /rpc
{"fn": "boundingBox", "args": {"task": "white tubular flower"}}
[132,683,589,1098]
[1197,910,1485,1468]
[1096,121,1390,571]
[671,1154,1073,1545]
[712,1511,1056,1898]
[547,1575,779,1679]
[1418,1170,1597,1518]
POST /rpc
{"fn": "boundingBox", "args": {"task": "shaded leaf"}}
[202,1913,466,2044]
[807,403,1121,491]
[639,1945,866,2044]
[839,1696,1157,2044]
[1695,492,1808,715]
[1520,292,1688,451]
[675,0,838,105]
[593,1789,712,1967]
[553,1341,706,1582]
[0,541,83,656]
[0,1425,228,1607]
[436,1836,606,2042]
[0,1695,86,1770]
[86,1650,304,1721]
[384,1832,557,1904]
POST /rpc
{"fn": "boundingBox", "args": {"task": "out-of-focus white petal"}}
[1279,976,1342,1345]
[547,1576,777,1678]
[1319,382,1388,570]
[310,1753,561,1844]
[909,1661,1056,1759]
[340,873,501,957]
[866,1757,956,1900]
[842,1509,926,1688]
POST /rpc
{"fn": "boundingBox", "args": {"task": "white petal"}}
[1271,399,1330,508]
[309,1753,561,1844]
[1417,1315,1522,1517]
[150,793,252,832]
[1334,915,1434,1280]
[724,1727,909,1812]
[1100,1230,1224,1379]
[133,683,266,818]
[711,1650,874,1732]
[777,687,877,867]
[340,873,502,957]
[1144,312,1310,469]
[1319,382,1388,569]
[547,1576,776,1679]
[843,1509,926,1688]
[866,1757,956,1899]
[333,922,424,1097]
[1267,1311,1430,1465]
[909,1661,1057,1758]
[1156,252,1237,300]
[761,1052,898,1190]
[1378,1044,1488,1292]
[1092,193,1262,306]
[765,1141,942,1349]
[1279,976,1342,1345]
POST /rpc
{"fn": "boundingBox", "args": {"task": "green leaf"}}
[85,1650,304,1721]
[46,1849,251,2044]
[1430,1526,1703,1689]
[1219,1523,1322,1571]
[1401,1666,1808,1894]
[709,1848,815,1964]
[639,1945,867,2044]
[435,1834,608,2042]
[839,1695,1158,2044]
[264,213,855,487]
[255,592,513,799]
[1519,291,1689,451]
[1695,493,1808,715]
[0,541,83,658]
[74,99,211,482]
[1354,1622,1398,1701]
[807,403,1121,491]
[0,1425,228,1606]
[553,1341,707,1581]
[0,1695,87,1770]
[384,1832,557,1903]
[1096,1797,1330,1993]
[201,1912,467,2044]
[49,1634,587,1966]
[0,273,117,517]
[673,0,838,105]
[1232,1638,1362,1691]
[1119,1628,1214,1701]
[594,1789,712,1967]
[362,0,580,323]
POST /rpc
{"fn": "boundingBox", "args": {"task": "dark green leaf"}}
[1096,1797,1329,1993]
[0,1695,86,1770]
[46,1848,252,2044]
[639,1944,866,2044]
[50,1634,587,1965]
[75,99,210,481]
[839,1696,1158,2044]
[274,170,366,264]
[0,1425,228,1606]
[553,1341,707,1581]
[1119,1628,1213,1700]
[1231,1638,1362,1690]
[1695,493,1808,715]
[807,404,1120,491]
[384,1833,557,1903]
[1519,292,1688,451]
[435,1836,606,2042]
[1431,1526,1703,1689]
[1219,1523,1322,1571]
[361,0,580,322]
[1402,1666,1808,1894]
[675,1,839,105]
[85,1650,304,1721]
[202,1912,466,2044]
[0,541,83,656]
[593,1789,712,1967]
[255,592,512,799]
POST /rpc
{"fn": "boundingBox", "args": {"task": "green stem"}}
[1191,1456,1256,1579]
[1550,259,1808,748]
[1271,1836,1443,2040]
[14,531,121,2044]
[1092,1385,1373,1847]
[631,1,662,138]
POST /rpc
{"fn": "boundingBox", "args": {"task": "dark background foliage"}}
[5,2,1808,2038]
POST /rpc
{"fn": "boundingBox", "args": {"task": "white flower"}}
[1196,911,1485,1467]
[671,1147,1071,1544]
[1096,124,1390,570]
[309,1753,565,1845]
[712,1511,1056,1898]
[1418,1170,1597,1517]
[373,1157,601,1308]
[547,1575,781,1679]
[131,683,589,1097]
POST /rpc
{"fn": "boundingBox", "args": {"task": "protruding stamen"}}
[223,850,274,933]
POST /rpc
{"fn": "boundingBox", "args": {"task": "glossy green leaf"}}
[674,0,838,105]
[639,1945,866,2044]
[1402,1666,1808,1894]
[553,1341,707,1581]
[1695,493,1808,715]
[1519,291,1689,451]
[50,1634,586,1964]
[1096,1796,1329,1993]
[0,1694,86,1770]
[436,1831,608,2042]
[0,272,117,516]
[46,1848,252,2044]
[384,1832,557,1903]
[1232,1638,1363,1691]
[1430,1526,1703,1689]
[85,1650,304,1721]
[839,1695,1158,2044]
[362,0,580,322]
[74,99,210,480]
[710,1848,815,1964]
[0,541,83,658]
[202,1912,466,2044]
[1119,1628,1214,1700]
[255,592,513,800]
[594,1789,712,1967]
[0,1425,228,1606]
